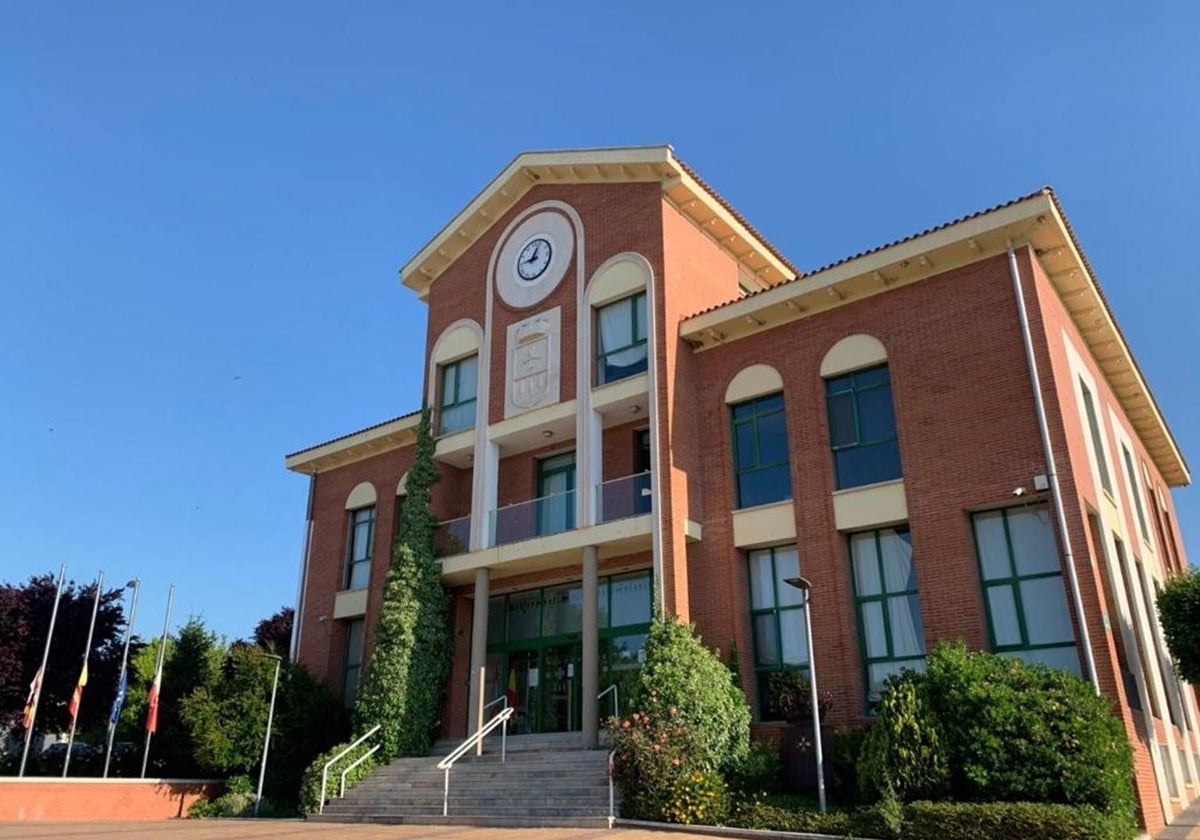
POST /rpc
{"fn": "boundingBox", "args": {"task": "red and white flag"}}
[22,668,43,729]
[145,668,162,734]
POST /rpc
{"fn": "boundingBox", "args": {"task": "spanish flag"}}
[68,664,88,723]
[22,668,42,729]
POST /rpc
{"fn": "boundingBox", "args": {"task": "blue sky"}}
[2,2,1197,642]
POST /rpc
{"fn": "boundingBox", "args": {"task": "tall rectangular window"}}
[342,619,365,708]
[344,506,375,590]
[596,293,647,385]
[731,393,791,508]
[536,451,576,536]
[747,545,807,718]
[1114,537,1162,719]
[850,527,926,708]
[1121,445,1151,543]
[1079,380,1113,495]
[826,365,901,490]
[438,355,478,435]
[972,506,1080,675]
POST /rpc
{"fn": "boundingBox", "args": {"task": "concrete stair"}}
[310,732,614,828]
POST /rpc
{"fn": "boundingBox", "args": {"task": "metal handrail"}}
[318,724,380,815]
[436,705,514,817]
[598,684,619,721]
[598,684,619,826]
[340,744,380,798]
[482,693,509,714]
[607,748,616,828]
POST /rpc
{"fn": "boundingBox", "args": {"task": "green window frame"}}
[1120,445,1151,543]
[596,292,648,385]
[342,618,365,708]
[731,393,792,509]
[972,506,1080,676]
[344,506,375,591]
[849,527,926,709]
[1079,380,1113,495]
[438,355,478,435]
[825,364,901,490]
[747,544,807,719]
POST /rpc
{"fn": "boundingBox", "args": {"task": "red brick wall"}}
[0,779,220,821]
[658,200,744,619]
[1025,246,1183,831]
[689,253,1050,724]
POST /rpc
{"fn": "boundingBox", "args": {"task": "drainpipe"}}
[290,474,316,662]
[1006,242,1099,692]
[645,272,665,614]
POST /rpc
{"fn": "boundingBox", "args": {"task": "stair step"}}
[311,814,611,828]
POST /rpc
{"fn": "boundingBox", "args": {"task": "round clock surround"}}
[494,209,575,308]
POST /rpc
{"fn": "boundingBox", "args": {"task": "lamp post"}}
[255,653,284,817]
[784,576,825,813]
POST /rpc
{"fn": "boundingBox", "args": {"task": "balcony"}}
[596,472,652,523]
[434,515,472,557]
[491,490,577,547]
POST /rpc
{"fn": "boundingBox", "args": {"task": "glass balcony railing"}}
[597,472,653,523]
[433,515,471,557]
[490,490,576,547]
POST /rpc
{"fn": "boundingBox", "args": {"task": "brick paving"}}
[0,822,717,840]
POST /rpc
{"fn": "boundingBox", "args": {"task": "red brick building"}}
[284,146,1198,833]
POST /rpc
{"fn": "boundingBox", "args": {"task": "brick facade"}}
[285,149,1195,833]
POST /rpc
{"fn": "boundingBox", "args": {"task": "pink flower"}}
[621,720,630,729]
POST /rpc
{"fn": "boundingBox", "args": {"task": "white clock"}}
[516,237,553,282]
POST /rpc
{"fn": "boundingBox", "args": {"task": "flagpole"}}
[103,578,139,778]
[141,584,174,779]
[19,564,67,777]
[63,569,103,777]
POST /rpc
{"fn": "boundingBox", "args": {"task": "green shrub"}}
[631,612,750,771]
[724,740,782,796]
[727,799,896,838]
[830,726,869,802]
[298,740,378,815]
[858,676,949,801]
[903,800,1134,840]
[1157,568,1200,682]
[921,642,1135,818]
[187,798,221,819]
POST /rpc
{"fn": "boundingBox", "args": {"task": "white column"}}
[471,440,499,550]
[581,545,599,749]
[468,568,490,754]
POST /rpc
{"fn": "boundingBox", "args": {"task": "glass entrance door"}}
[500,644,581,734]
[540,643,581,734]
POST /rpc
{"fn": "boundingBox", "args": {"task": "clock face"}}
[516,237,552,281]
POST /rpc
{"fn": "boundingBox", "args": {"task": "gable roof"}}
[399,145,800,298]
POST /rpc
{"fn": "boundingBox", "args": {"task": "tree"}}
[353,406,452,758]
[252,607,294,660]
[121,617,222,777]
[0,573,131,739]
[1156,568,1200,683]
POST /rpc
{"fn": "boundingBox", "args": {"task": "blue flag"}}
[109,668,127,727]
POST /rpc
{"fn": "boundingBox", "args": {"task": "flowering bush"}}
[609,695,708,821]
[661,769,730,825]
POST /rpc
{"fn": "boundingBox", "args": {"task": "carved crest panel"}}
[505,307,561,418]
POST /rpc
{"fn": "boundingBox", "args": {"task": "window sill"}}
[832,480,908,532]
[731,501,796,548]
[831,476,904,496]
[333,588,369,619]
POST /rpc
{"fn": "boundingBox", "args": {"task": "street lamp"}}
[783,576,825,813]
[255,653,284,817]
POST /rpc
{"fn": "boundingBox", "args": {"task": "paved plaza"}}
[0,821,721,840]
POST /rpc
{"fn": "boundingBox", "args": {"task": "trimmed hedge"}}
[728,800,1133,840]
[298,741,378,815]
[903,801,1131,840]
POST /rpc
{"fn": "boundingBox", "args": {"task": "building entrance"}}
[483,570,652,735]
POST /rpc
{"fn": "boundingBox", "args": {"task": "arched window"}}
[725,365,791,508]
[821,336,901,489]
[343,482,377,591]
